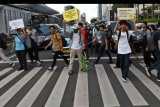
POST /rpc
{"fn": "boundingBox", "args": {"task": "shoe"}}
[114,66,120,68]
[48,66,53,70]
[108,61,113,64]
[157,79,160,82]
[10,63,15,68]
[18,67,24,71]
[68,70,73,75]
[145,67,151,77]
[37,62,41,67]
[121,76,127,82]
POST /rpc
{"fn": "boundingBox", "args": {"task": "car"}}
[106,20,143,52]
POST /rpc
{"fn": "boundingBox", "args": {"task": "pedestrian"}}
[78,22,89,60]
[139,22,151,67]
[26,24,41,66]
[8,27,28,71]
[113,19,138,82]
[145,23,160,82]
[86,24,93,48]
[0,35,15,67]
[91,26,99,53]
[93,24,113,64]
[64,23,85,75]
[45,25,69,70]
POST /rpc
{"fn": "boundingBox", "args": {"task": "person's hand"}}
[45,46,48,51]
[132,19,136,24]
[117,17,120,24]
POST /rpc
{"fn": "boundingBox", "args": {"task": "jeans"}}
[51,51,69,68]
[69,49,83,71]
[16,50,27,69]
[95,45,113,63]
[119,53,130,79]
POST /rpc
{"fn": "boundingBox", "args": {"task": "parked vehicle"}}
[106,21,143,52]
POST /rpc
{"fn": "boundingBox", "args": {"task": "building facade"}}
[98,4,102,21]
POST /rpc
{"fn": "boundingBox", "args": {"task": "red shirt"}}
[81,29,88,44]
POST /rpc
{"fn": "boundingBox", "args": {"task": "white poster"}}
[117,8,135,20]
[9,19,24,30]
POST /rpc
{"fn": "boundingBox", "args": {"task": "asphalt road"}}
[0,50,160,107]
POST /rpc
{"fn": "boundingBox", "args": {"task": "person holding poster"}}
[8,27,28,71]
[113,19,138,82]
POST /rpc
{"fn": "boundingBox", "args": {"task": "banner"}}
[63,8,79,22]
[9,19,24,30]
[117,8,135,20]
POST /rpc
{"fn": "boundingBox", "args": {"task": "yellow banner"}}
[63,8,79,22]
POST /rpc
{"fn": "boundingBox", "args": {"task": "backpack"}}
[118,30,129,42]
[55,33,67,47]
[0,38,8,49]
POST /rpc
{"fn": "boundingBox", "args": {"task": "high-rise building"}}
[81,12,86,23]
[98,4,102,21]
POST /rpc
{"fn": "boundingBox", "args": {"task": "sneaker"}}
[10,63,15,68]
[157,79,160,82]
[37,62,41,67]
[121,76,127,82]
[48,66,53,70]
[68,70,73,75]
[145,67,151,77]
[18,67,24,71]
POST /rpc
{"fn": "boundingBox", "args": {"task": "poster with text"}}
[117,8,135,20]
[9,19,24,30]
[63,8,79,22]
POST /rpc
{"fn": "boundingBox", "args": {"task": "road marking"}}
[130,65,160,100]
[110,64,148,106]
[45,67,69,107]
[0,67,42,107]
[0,56,144,63]
[0,70,23,88]
[95,64,120,107]
[17,67,57,107]
[73,69,89,107]
[140,63,157,77]
[0,68,13,77]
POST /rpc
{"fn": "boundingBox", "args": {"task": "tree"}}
[90,18,97,24]
[112,4,134,13]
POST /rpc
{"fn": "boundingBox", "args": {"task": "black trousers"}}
[116,54,121,67]
[32,42,40,62]
[51,51,69,68]
[16,50,27,69]
[96,45,113,63]
[119,53,130,79]
[26,48,34,62]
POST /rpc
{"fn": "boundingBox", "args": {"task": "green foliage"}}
[138,18,159,23]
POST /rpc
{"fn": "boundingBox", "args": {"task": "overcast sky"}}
[46,4,98,22]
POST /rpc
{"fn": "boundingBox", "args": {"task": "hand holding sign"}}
[9,19,24,30]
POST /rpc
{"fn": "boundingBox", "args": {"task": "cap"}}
[72,24,79,29]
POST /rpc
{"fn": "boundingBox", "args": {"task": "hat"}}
[72,24,79,29]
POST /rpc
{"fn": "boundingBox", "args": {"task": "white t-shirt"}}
[117,31,134,54]
[26,29,38,42]
[71,33,82,50]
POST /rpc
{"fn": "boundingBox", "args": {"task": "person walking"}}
[45,25,69,70]
[64,23,85,75]
[8,28,28,71]
[0,35,15,67]
[145,23,160,81]
[113,19,138,82]
[93,24,113,64]
[139,22,151,67]
[78,22,89,60]
[26,24,41,66]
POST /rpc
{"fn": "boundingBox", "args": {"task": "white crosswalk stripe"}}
[110,64,148,106]
[0,68,12,77]
[130,65,160,100]
[0,70,23,88]
[0,67,42,107]
[0,63,160,107]
[17,67,57,107]
[95,64,120,107]
[45,67,69,107]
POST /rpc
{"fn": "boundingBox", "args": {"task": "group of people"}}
[1,19,160,82]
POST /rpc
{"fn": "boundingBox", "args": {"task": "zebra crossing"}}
[0,61,160,107]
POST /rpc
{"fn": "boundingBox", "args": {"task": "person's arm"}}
[146,30,151,51]
[35,30,39,43]
[45,40,52,50]
[114,18,120,33]
[132,19,138,32]
[158,40,160,50]
[57,33,63,51]
[7,27,12,38]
